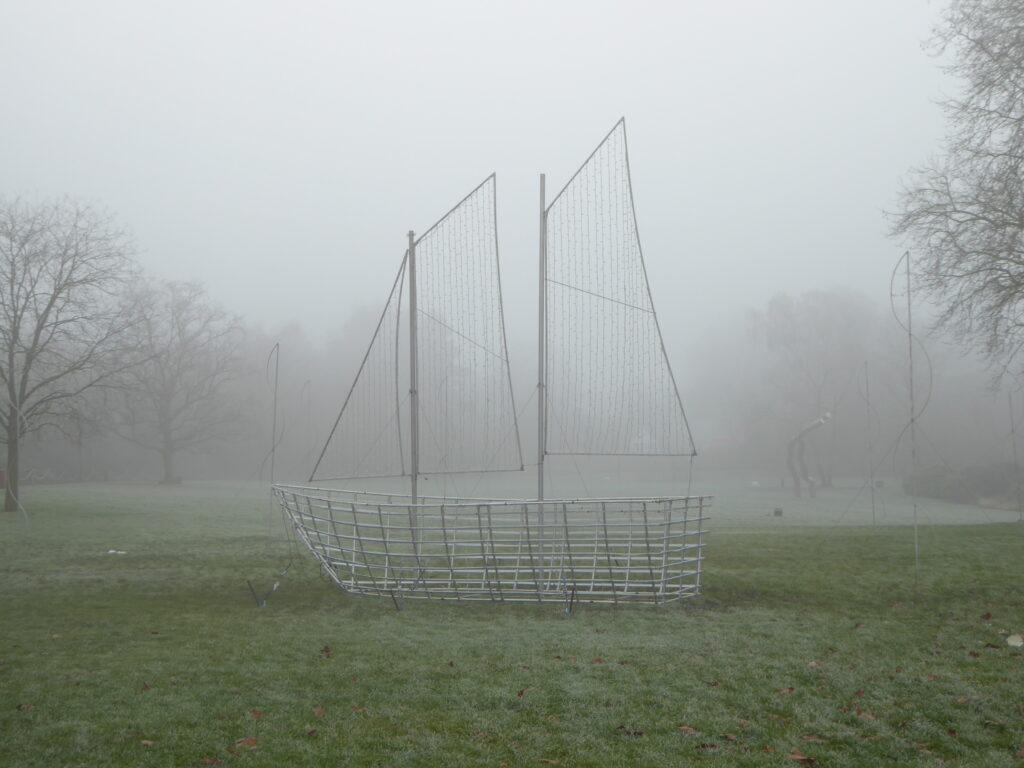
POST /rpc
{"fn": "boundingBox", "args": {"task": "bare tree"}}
[0,198,137,511]
[893,0,1024,373]
[112,280,245,484]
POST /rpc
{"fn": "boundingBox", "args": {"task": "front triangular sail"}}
[544,119,695,456]
[310,174,523,482]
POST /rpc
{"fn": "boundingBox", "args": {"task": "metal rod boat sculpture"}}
[273,120,710,604]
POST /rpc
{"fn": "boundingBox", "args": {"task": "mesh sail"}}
[415,174,523,475]
[544,119,695,456]
[310,261,408,481]
[310,174,523,481]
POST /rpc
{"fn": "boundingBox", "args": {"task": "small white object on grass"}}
[106,550,127,555]
[1008,634,1023,648]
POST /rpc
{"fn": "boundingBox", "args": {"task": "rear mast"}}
[537,174,547,502]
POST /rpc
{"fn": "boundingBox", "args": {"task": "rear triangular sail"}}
[310,174,523,482]
[544,119,695,456]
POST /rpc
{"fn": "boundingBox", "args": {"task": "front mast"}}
[408,230,419,506]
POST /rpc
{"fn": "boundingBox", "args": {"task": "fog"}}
[10,0,1016,488]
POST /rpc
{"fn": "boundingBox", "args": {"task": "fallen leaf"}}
[704,680,720,687]
[351,705,366,711]
[16,704,35,711]
[517,687,532,698]
[721,732,737,741]
[320,645,332,658]
[694,743,717,750]
[234,736,257,747]
[592,657,603,664]
[762,745,776,753]
[305,728,317,737]
[808,661,824,668]
[548,715,560,723]
[538,759,559,765]
[854,622,863,629]
[475,732,487,739]
[201,759,219,765]
[985,643,1000,649]
[981,612,993,620]
[969,651,981,658]
[249,710,262,719]
[141,682,150,691]
[678,725,700,735]
[735,718,751,727]
[853,689,864,699]
[313,706,324,717]
[619,727,643,736]
[774,687,794,694]
[140,740,155,747]
[947,729,958,738]
[521,665,531,670]
[786,747,817,764]
[1015,746,1024,758]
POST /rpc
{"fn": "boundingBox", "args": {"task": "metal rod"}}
[538,173,547,502]
[865,360,876,527]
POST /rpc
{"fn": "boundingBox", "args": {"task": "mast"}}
[905,252,920,590]
[537,174,547,501]
[409,230,419,505]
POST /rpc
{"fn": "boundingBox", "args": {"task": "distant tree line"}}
[0,197,257,510]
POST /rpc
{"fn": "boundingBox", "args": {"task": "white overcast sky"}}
[3,0,951,357]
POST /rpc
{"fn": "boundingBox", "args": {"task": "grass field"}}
[1,480,1022,766]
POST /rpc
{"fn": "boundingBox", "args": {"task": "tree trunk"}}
[4,406,19,512]
[159,439,178,485]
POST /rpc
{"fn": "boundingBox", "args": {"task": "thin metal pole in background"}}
[905,253,920,590]
[1010,391,1023,523]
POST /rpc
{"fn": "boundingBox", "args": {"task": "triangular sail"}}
[309,260,408,481]
[310,174,523,482]
[544,119,695,456]
[415,175,523,475]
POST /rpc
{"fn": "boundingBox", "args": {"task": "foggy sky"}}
[3,0,952,358]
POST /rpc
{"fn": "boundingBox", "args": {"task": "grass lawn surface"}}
[1,481,1022,766]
